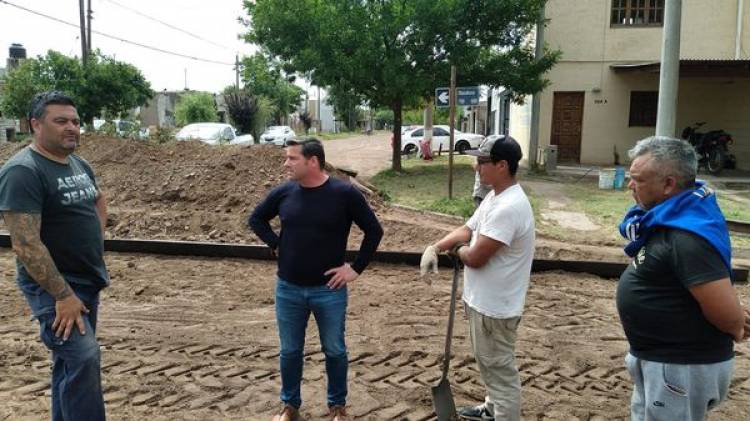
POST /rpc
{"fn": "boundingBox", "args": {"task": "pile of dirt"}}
[0,136,455,251]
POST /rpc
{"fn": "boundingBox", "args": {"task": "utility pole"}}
[184,68,188,90]
[528,4,545,170]
[655,0,682,137]
[448,65,456,199]
[317,86,322,133]
[78,0,88,64]
[87,0,92,53]
[235,54,240,89]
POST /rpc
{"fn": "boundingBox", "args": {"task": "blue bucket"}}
[614,166,626,189]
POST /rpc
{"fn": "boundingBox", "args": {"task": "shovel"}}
[431,258,460,421]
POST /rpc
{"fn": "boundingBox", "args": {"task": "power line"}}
[0,0,234,65]
[101,0,235,52]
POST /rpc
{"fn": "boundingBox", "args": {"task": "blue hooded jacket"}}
[619,182,732,275]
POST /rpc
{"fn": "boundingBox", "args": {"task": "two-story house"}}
[493,0,750,170]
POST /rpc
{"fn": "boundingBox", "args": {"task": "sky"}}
[0,0,318,96]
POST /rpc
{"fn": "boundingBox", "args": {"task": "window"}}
[433,127,449,136]
[611,0,664,26]
[411,129,423,137]
[629,91,658,127]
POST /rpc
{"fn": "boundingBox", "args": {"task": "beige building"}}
[499,0,750,170]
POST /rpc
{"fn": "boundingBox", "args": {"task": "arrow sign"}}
[435,88,450,108]
[437,90,450,106]
[435,86,480,108]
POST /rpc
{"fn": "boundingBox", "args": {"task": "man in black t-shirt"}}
[249,138,383,421]
[0,92,108,421]
[617,136,750,421]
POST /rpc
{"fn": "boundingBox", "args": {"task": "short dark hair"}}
[28,91,76,133]
[286,137,325,170]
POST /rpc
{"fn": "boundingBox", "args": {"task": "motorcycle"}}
[680,122,737,175]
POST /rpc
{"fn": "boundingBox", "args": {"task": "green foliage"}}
[250,96,274,143]
[98,121,117,137]
[374,109,394,128]
[223,87,267,141]
[0,50,152,124]
[240,53,303,124]
[402,106,460,125]
[374,106,461,127]
[152,126,175,144]
[244,0,559,171]
[174,92,217,126]
[326,84,365,130]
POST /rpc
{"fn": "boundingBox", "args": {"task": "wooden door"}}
[550,92,584,163]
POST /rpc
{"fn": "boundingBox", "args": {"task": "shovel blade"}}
[431,378,458,421]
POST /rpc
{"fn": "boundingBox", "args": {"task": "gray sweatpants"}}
[625,353,734,421]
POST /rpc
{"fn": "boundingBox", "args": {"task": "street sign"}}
[435,86,480,108]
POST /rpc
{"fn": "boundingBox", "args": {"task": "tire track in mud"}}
[2,258,749,420]
[0,323,634,420]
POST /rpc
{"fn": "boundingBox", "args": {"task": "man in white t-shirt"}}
[420,135,535,421]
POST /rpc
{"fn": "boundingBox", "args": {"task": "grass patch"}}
[371,154,477,218]
[563,181,634,228]
[717,195,750,221]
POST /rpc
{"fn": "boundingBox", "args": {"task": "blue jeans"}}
[19,279,105,421]
[275,278,348,409]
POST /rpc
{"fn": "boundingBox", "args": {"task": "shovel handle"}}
[440,258,461,381]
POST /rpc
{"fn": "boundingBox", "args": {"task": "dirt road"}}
[2,250,749,420]
[322,132,393,179]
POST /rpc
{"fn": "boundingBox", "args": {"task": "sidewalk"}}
[550,164,750,186]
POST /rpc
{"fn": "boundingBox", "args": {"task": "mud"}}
[1,250,749,420]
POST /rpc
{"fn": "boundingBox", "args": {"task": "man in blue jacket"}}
[617,136,749,420]
[249,138,383,421]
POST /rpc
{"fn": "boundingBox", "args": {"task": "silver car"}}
[175,123,253,145]
[260,126,296,146]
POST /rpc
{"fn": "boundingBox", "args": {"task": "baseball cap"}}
[466,134,523,164]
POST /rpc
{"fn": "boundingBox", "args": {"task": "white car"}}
[401,125,484,155]
[260,126,296,146]
[81,119,149,139]
[175,123,253,145]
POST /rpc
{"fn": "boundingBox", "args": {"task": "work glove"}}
[420,245,439,277]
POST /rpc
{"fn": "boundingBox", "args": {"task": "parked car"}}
[81,119,149,139]
[175,123,253,145]
[400,125,484,155]
[260,126,296,146]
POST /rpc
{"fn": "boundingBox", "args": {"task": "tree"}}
[223,86,271,143]
[1,50,152,125]
[298,110,313,134]
[241,53,304,124]
[244,0,559,171]
[174,92,217,126]
[326,84,365,131]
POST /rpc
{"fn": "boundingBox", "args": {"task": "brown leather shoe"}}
[271,404,299,421]
[328,405,349,421]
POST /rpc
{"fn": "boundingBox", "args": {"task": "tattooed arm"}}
[2,212,89,340]
[95,190,107,236]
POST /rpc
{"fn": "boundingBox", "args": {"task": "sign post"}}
[436,86,479,108]
[448,66,457,199]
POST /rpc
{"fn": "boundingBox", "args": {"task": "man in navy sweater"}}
[249,138,383,421]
